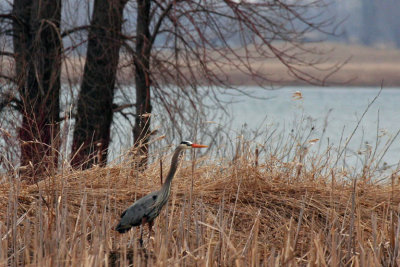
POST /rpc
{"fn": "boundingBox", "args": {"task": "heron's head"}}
[179,141,208,149]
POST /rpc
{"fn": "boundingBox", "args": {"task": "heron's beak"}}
[191,143,208,148]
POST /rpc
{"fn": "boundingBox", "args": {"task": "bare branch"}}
[112,103,136,113]
[150,1,174,46]
[0,13,14,21]
[0,51,14,57]
[61,25,90,38]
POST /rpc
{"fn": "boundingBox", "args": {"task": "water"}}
[3,85,399,177]
[218,86,400,169]
[108,86,400,175]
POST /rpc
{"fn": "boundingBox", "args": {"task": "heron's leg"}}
[139,218,146,247]
[146,220,154,245]
[139,224,144,247]
[148,221,154,239]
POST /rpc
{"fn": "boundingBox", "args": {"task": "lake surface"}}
[218,86,400,169]
[110,86,400,174]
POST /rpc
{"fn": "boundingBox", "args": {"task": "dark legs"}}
[147,221,154,242]
[139,218,154,247]
[139,218,146,247]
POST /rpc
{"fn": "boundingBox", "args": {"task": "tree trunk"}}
[133,0,152,169]
[71,0,127,169]
[13,0,62,181]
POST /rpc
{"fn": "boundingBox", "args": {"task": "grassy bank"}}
[2,42,399,87]
[63,42,400,87]
[1,140,399,266]
[202,42,400,87]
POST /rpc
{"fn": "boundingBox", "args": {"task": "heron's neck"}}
[162,147,184,190]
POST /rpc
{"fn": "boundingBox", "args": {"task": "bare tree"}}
[132,0,153,168]
[12,0,62,180]
[71,0,128,169]
[0,0,338,174]
[120,0,338,168]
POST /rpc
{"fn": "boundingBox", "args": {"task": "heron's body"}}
[116,190,160,232]
[115,141,207,238]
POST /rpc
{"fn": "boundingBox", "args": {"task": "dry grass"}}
[2,42,399,87]
[59,42,400,87]
[1,140,400,266]
[206,42,400,87]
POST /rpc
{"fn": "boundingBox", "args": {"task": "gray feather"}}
[115,190,159,233]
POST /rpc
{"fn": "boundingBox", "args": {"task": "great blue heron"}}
[115,141,208,244]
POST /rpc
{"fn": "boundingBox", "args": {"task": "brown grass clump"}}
[1,147,400,266]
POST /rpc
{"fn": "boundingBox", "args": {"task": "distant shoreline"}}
[206,43,400,87]
[3,42,398,87]
[58,42,400,88]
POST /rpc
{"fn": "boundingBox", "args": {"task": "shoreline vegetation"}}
[57,42,400,87]
[1,137,400,265]
[2,42,399,87]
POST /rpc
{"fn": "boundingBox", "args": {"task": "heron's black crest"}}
[180,141,192,146]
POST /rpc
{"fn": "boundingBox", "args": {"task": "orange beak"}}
[191,143,208,148]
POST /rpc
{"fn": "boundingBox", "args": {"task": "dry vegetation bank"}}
[59,42,400,87]
[203,42,400,87]
[1,147,400,266]
[2,42,398,87]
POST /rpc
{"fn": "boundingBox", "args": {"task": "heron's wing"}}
[118,191,159,227]
[120,209,127,218]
